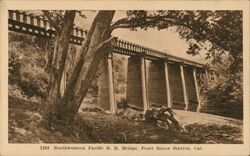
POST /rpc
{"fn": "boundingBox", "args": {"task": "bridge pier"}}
[184,66,199,111]
[180,64,189,110]
[127,55,148,111]
[147,60,167,107]
[164,61,172,108]
[193,68,201,112]
[168,63,185,109]
[141,57,148,111]
[58,54,202,114]
[98,54,116,114]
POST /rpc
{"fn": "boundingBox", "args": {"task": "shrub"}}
[9,32,50,100]
[9,49,22,84]
[201,69,243,119]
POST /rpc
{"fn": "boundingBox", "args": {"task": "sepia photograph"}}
[7,8,244,143]
[0,0,250,156]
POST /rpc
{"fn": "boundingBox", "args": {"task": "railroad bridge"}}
[8,10,217,113]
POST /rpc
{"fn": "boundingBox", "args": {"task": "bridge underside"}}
[168,63,185,109]
[147,60,168,107]
[184,66,199,111]
[96,53,213,114]
[126,56,144,110]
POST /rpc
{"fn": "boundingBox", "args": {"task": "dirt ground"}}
[8,96,243,144]
[174,110,242,127]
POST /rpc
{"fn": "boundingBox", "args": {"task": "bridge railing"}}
[8,10,87,45]
[114,39,207,68]
[114,39,168,59]
[9,10,88,38]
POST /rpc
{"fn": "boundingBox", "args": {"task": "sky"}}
[112,28,206,63]
[74,10,207,63]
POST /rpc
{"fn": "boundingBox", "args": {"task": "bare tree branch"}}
[110,15,176,31]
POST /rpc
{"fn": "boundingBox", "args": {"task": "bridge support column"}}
[148,61,167,107]
[141,57,148,111]
[164,61,172,108]
[180,64,189,110]
[168,63,184,108]
[127,56,148,111]
[193,68,201,112]
[98,53,116,114]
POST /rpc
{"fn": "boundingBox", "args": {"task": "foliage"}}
[9,32,50,99]
[113,55,127,94]
[200,65,243,119]
[19,64,48,99]
[206,77,242,106]
[87,80,98,97]
[9,49,22,84]
[113,10,242,66]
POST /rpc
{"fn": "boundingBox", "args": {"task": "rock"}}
[145,106,184,131]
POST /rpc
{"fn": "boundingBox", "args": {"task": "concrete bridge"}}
[8,10,218,113]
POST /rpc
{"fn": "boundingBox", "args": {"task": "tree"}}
[43,11,116,126]
[42,10,76,124]
[43,10,242,127]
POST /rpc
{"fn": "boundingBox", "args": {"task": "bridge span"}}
[8,10,217,113]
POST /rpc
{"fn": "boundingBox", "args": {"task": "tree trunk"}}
[43,11,116,126]
[60,11,115,116]
[43,11,76,125]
